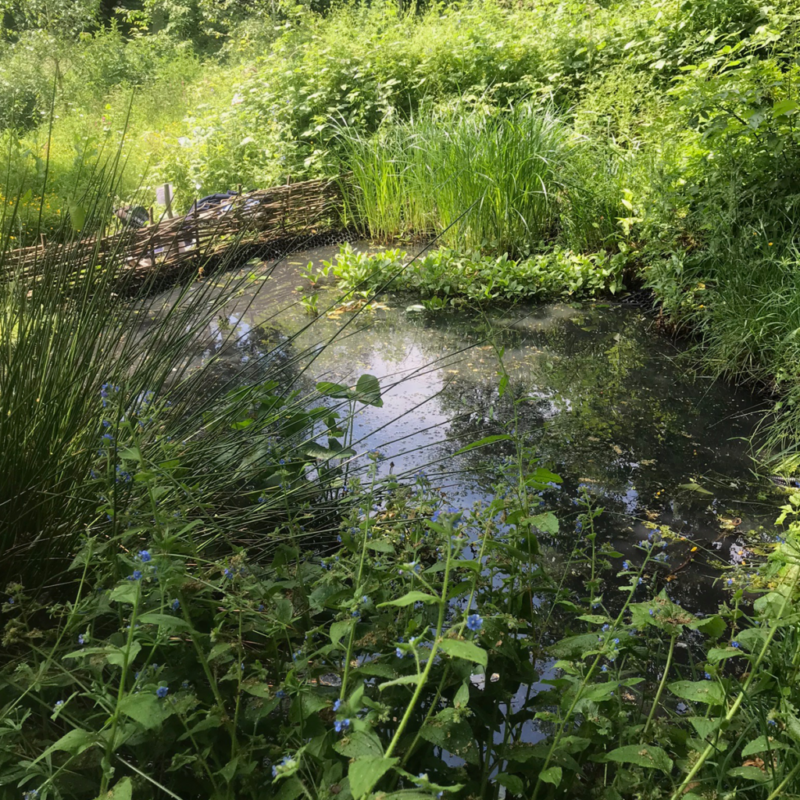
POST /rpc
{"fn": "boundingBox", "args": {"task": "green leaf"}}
[604,744,673,772]
[334,730,384,758]
[526,512,558,535]
[35,728,95,763]
[367,540,395,553]
[354,374,383,407]
[438,639,488,667]
[316,381,350,398]
[539,766,562,787]
[669,680,724,705]
[497,772,525,793]
[118,692,171,730]
[106,641,141,668]
[69,203,87,232]
[109,582,139,604]
[378,591,440,608]
[689,717,720,740]
[454,681,470,708]
[208,642,232,661]
[741,735,788,757]
[727,766,769,782]
[98,777,132,800]
[379,673,423,691]
[773,99,798,117]
[138,613,192,632]
[219,756,238,783]
[330,619,352,647]
[678,482,712,495]
[348,755,398,798]
[454,434,513,455]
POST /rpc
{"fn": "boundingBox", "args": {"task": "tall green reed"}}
[339,103,579,254]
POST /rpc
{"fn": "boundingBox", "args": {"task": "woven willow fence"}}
[0,176,346,288]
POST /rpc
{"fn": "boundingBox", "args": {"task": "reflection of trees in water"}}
[434,311,688,493]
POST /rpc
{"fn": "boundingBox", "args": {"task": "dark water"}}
[155,242,781,612]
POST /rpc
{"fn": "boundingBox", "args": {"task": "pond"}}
[154,242,782,613]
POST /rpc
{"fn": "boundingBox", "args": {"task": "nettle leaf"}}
[348,755,398,798]
[669,680,724,705]
[118,692,172,730]
[438,639,488,667]
[604,745,673,773]
[378,591,440,608]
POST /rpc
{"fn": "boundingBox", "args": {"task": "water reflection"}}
[152,243,780,612]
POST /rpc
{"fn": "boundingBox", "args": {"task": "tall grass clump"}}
[0,160,377,590]
[340,102,629,255]
[340,104,576,254]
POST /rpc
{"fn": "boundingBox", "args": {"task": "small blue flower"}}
[613,638,619,645]
[602,624,610,632]
[276,689,286,699]
[78,634,86,645]
[131,570,142,581]
[622,561,630,570]
[396,648,404,657]
[334,719,351,733]
[731,641,740,649]
[54,700,64,709]
[101,432,114,443]
[649,609,655,616]
[172,599,180,611]
[223,568,233,579]
[704,672,712,680]
[601,664,608,672]
[769,719,777,727]
[431,510,441,522]
[138,550,151,562]
[676,702,688,715]
[156,686,169,699]
[465,614,483,632]
[7,597,14,605]
[334,699,342,712]
[727,578,733,586]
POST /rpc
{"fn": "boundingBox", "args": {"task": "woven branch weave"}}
[1,176,345,286]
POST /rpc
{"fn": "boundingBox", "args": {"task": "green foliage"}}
[327,243,628,306]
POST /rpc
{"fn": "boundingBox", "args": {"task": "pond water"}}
[155,242,782,613]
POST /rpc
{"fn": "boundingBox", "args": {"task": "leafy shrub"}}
[4,426,800,798]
